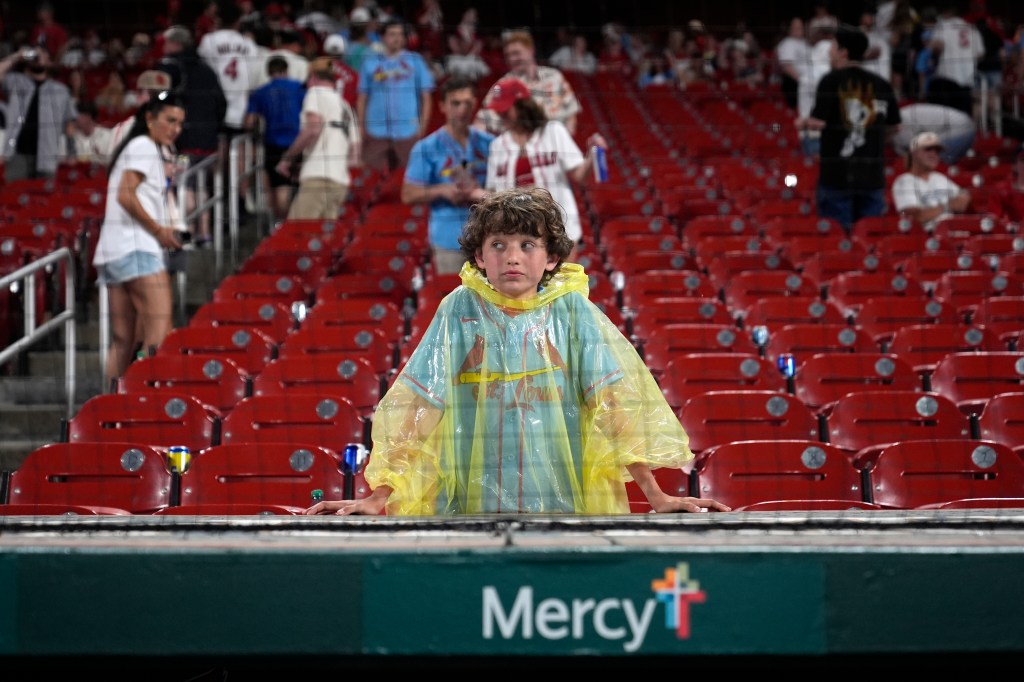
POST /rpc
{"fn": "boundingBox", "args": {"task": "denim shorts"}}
[96,250,166,285]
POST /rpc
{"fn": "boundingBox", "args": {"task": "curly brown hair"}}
[459,187,575,285]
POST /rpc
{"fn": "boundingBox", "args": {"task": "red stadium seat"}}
[212,273,309,304]
[278,323,395,376]
[970,296,1024,343]
[763,323,877,364]
[171,443,354,509]
[157,325,277,375]
[853,296,960,346]
[220,394,366,450]
[860,439,1024,509]
[626,297,733,343]
[929,352,1024,415]
[252,354,381,419]
[119,354,251,416]
[619,270,716,308]
[691,439,866,510]
[976,392,1024,451]
[826,271,927,317]
[301,298,405,344]
[189,300,297,344]
[886,323,1003,374]
[825,390,970,456]
[676,390,820,454]
[706,251,797,292]
[7,442,174,514]
[65,393,219,452]
[641,323,755,377]
[794,352,921,415]
[659,353,785,411]
[722,271,819,317]
[741,296,846,330]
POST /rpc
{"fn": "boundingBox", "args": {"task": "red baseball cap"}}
[486,77,530,114]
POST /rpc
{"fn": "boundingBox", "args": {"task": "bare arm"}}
[117,169,181,250]
[275,111,323,176]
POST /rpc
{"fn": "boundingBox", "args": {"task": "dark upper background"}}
[4,0,1024,56]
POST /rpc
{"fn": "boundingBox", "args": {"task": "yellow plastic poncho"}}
[365,262,693,515]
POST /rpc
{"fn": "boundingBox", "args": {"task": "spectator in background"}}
[927,1,984,118]
[796,26,901,230]
[357,18,434,172]
[0,46,77,182]
[68,99,113,164]
[860,6,892,82]
[415,0,444,61]
[549,34,597,76]
[159,24,226,246]
[796,22,836,156]
[31,2,69,57]
[322,34,359,108]
[197,1,260,139]
[276,56,360,220]
[253,28,309,88]
[475,30,581,136]
[775,17,809,110]
[637,51,676,89]
[892,101,976,165]
[402,77,493,275]
[892,131,972,230]
[445,8,489,81]
[194,1,220,44]
[344,7,378,73]
[484,77,607,257]
[245,55,305,222]
[108,70,174,156]
[596,31,635,81]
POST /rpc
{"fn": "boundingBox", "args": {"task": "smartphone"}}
[175,230,192,244]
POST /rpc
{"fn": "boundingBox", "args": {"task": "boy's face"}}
[475,232,558,300]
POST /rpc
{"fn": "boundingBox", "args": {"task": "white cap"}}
[350,7,371,23]
[323,34,346,55]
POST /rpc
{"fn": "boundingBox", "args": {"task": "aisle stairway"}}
[0,237,257,472]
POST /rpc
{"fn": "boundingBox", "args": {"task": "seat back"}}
[794,353,921,413]
[825,390,970,454]
[853,296,959,345]
[865,439,1024,509]
[929,352,1024,414]
[189,300,296,343]
[7,442,174,513]
[212,273,308,304]
[691,439,865,509]
[886,323,1003,373]
[220,394,365,450]
[976,392,1024,450]
[157,325,277,375]
[642,323,755,377]
[764,323,877,364]
[676,390,820,453]
[176,443,350,508]
[277,324,394,376]
[660,353,785,411]
[119,355,251,416]
[66,393,219,451]
[252,354,381,417]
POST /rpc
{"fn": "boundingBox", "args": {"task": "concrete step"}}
[0,404,68,471]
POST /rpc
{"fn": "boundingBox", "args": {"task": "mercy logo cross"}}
[652,562,706,639]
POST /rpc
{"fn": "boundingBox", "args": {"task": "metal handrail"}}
[228,131,267,267]
[0,247,77,417]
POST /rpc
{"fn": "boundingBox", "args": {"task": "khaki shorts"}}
[287,178,348,220]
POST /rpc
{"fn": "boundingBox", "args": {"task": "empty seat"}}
[119,354,251,416]
[626,297,732,343]
[886,323,1003,374]
[252,354,381,418]
[659,353,785,411]
[277,324,395,376]
[676,390,820,453]
[976,392,1024,451]
[794,352,921,415]
[861,439,1024,509]
[7,442,174,513]
[763,323,877,364]
[928,352,1024,414]
[825,390,970,456]
[171,443,353,510]
[220,394,366,450]
[189,300,296,344]
[691,439,866,510]
[741,296,845,329]
[854,296,959,346]
[706,251,797,292]
[722,271,819,318]
[931,270,1024,316]
[212,273,308,304]
[827,272,926,317]
[620,270,716,308]
[301,298,405,343]
[235,251,331,295]
[65,393,219,452]
[970,296,1024,343]
[157,325,277,375]
[642,323,756,377]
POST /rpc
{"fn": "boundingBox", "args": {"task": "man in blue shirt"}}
[245,55,305,221]
[357,18,434,173]
[402,77,493,274]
